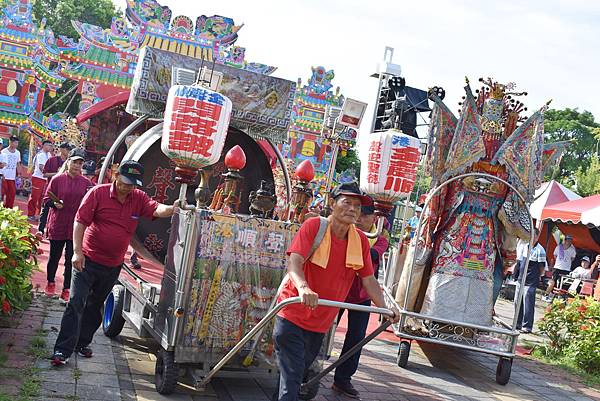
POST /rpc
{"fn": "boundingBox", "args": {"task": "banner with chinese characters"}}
[182,213,299,355]
[126,47,296,144]
[360,129,421,203]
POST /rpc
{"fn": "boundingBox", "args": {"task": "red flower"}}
[1,246,9,255]
[580,325,589,331]
[0,276,5,285]
[577,305,588,314]
[1,299,10,313]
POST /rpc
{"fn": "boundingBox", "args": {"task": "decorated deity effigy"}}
[396,77,546,327]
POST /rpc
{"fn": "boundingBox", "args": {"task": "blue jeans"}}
[516,284,537,331]
[273,317,325,401]
[54,258,121,357]
[334,300,371,385]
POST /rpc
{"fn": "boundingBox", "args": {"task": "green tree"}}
[409,164,431,204]
[335,148,361,179]
[31,0,121,116]
[544,108,600,186]
[575,155,600,197]
[32,0,120,39]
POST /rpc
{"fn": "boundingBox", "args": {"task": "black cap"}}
[118,160,144,186]
[9,135,18,142]
[42,139,52,145]
[68,148,86,161]
[331,181,372,206]
[361,204,375,215]
[59,142,72,150]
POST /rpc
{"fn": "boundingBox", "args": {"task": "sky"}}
[112,0,600,145]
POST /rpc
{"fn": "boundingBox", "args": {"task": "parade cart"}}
[385,173,534,386]
[98,46,395,397]
[377,78,548,385]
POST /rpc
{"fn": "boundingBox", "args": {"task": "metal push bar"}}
[198,297,394,387]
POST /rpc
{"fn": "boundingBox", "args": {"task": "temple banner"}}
[126,47,296,143]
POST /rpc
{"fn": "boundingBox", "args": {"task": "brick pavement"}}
[1,288,600,401]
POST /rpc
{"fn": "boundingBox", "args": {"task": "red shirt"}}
[278,217,374,333]
[75,183,158,267]
[44,173,93,241]
[42,155,64,175]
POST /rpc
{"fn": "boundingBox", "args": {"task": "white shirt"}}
[553,244,577,271]
[516,239,529,262]
[0,152,6,175]
[570,265,592,279]
[0,148,20,180]
[32,151,49,179]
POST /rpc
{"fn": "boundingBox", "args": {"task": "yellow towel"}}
[310,223,364,270]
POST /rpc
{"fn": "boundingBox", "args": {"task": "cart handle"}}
[199,297,394,387]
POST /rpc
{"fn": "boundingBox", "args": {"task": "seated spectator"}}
[591,254,600,280]
[570,256,592,280]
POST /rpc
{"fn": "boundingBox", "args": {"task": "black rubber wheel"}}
[299,359,321,400]
[102,285,126,338]
[397,341,411,368]
[496,357,512,385]
[155,350,178,394]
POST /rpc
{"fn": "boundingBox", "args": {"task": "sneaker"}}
[332,382,360,399]
[59,289,70,303]
[45,282,56,297]
[51,351,68,366]
[76,346,93,358]
[520,328,532,334]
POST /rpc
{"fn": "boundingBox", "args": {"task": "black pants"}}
[54,258,121,357]
[47,240,73,289]
[273,317,325,401]
[38,202,51,234]
[334,300,371,385]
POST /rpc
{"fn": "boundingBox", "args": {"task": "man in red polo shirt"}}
[51,160,178,365]
[273,182,399,401]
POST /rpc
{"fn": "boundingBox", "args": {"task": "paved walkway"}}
[3,296,593,401]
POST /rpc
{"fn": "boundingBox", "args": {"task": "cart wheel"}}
[397,341,411,368]
[299,359,321,400]
[155,350,178,394]
[102,285,125,338]
[496,357,512,385]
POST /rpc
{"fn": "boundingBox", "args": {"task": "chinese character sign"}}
[360,129,421,203]
[162,85,233,169]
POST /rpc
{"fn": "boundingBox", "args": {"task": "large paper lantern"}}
[360,129,421,213]
[162,85,233,170]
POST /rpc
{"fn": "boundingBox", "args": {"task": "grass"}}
[72,367,81,380]
[532,347,600,389]
[27,332,48,359]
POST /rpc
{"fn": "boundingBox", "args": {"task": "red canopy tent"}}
[541,194,600,253]
[530,181,581,265]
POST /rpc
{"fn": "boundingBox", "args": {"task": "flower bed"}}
[538,296,600,374]
[0,207,39,315]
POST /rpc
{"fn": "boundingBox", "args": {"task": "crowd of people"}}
[512,231,599,335]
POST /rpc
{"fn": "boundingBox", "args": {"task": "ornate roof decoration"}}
[0,0,67,141]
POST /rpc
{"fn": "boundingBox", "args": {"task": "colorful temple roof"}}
[0,0,67,141]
